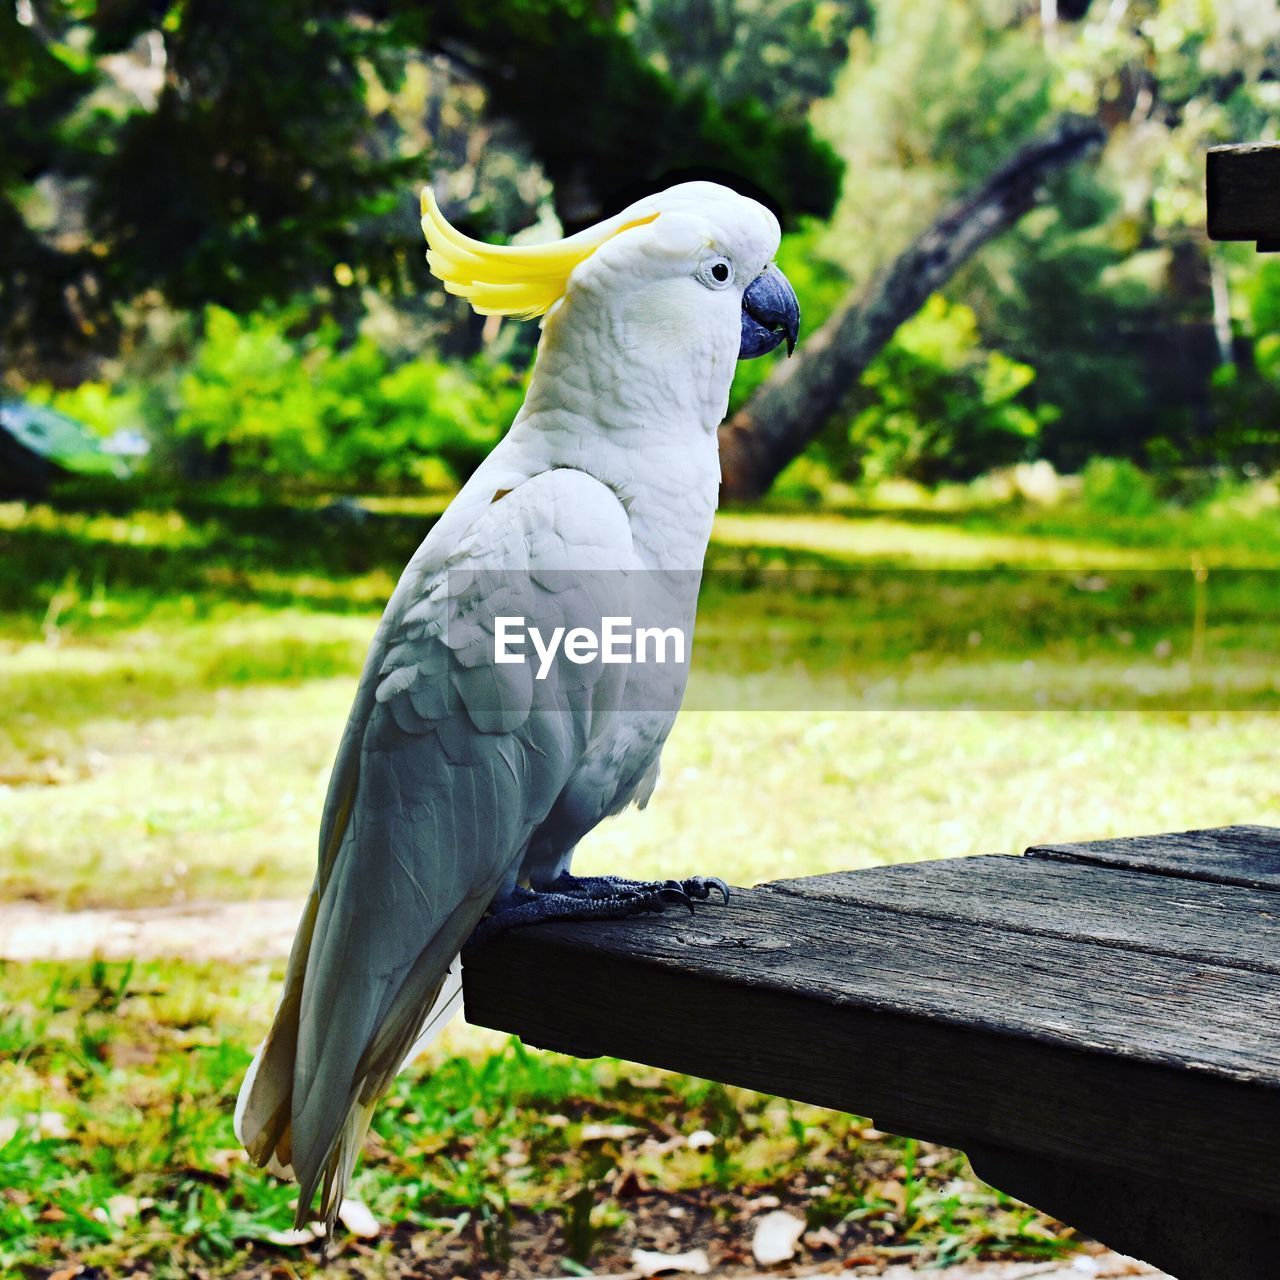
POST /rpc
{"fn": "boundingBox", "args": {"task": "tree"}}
[1,0,846,378]
[720,117,1105,498]
[772,0,1280,484]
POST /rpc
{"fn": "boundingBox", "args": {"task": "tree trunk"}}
[718,115,1107,501]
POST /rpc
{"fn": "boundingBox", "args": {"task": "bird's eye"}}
[696,256,735,290]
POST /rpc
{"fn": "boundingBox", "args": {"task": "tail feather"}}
[234,889,324,1179]
[407,957,464,1063]
[301,958,466,1232]
[237,943,468,1225]
[233,1037,295,1180]
[313,1094,379,1233]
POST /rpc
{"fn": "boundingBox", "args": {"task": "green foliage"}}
[37,308,525,491]
[1245,259,1280,339]
[810,0,1280,481]
[29,381,146,440]
[2,0,845,371]
[967,191,1158,471]
[846,296,1048,485]
[169,308,523,489]
[0,957,1069,1276]
[1193,261,1280,472]
[816,0,1054,284]
[1079,457,1161,518]
[631,0,871,124]
[419,1,844,232]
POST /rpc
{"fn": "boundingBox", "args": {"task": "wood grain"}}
[1207,142,1280,243]
[765,855,1280,975]
[463,869,1280,1206]
[1027,824,1280,889]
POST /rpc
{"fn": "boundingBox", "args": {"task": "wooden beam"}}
[463,834,1280,1278]
[771,854,1280,973]
[1207,142,1280,250]
[1027,822,1280,889]
[462,861,1280,1210]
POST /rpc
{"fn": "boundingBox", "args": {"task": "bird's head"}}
[421,181,800,395]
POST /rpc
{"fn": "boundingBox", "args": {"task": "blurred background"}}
[3,1,1280,1277]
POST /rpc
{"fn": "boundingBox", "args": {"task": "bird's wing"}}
[235,468,637,1222]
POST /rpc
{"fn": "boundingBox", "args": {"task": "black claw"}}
[674,876,732,904]
[657,883,696,912]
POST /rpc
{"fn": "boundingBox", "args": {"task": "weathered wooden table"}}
[464,826,1280,1280]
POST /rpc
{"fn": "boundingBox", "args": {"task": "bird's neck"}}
[509,366,727,565]
[509,336,729,569]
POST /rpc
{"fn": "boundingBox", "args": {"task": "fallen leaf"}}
[870,1178,906,1215]
[48,1268,84,1280]
[631,1246,711,1276]
[685,1129,715,1150]
[804,1225,841,1251]
[0,1117,19,1146]
[611,1168,647,1198]
[207,1148,246,1174]
[640,1134,686,1156]
[752,1209,806,1266]
[843,1250,880,1267]
[580,1122,641,1142]
[338,1198,380,1238]
[266,1226,321,1247]
[35,1111,70,1139]
[92,1194,150,1226]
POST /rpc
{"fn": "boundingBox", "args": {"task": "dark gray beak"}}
[739,264,800,359]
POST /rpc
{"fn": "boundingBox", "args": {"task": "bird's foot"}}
[549,872,730,908]
[465,874,730,949]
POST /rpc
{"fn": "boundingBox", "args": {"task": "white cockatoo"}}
[234,179,800,1229]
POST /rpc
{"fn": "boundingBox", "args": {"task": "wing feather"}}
[236,468,637,1225]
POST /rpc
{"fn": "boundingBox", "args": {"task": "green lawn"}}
[3,486,1279,1276]
[0,959,1068,1278]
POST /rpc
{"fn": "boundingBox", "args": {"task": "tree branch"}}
[718,115,1107,501]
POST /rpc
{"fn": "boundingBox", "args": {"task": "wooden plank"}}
[967,1144,1277,1280]
[1207,142,1280,243]
[1027,825,1280,890]
[764,855,1280,976]
[467,887,1280,1082]
[462,887,1280,1207]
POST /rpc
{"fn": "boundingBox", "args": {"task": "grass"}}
[1,959,1069,1279]
[3,488,1279,907]
[4,483,1280,1275]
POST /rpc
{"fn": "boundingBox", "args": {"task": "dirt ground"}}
[729,1256,1166,1279]
[0,897,303,962]
[3,903,1170,1280]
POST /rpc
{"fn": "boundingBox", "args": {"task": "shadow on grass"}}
[0,484,442,634]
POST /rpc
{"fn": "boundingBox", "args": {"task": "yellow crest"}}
[421,187,659,320]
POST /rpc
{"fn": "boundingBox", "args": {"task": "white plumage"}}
[235,181,787,1228]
